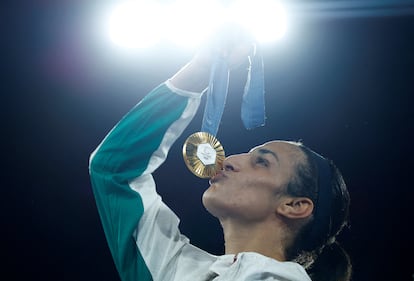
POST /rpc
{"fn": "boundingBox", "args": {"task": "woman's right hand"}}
[193,23,256,71]
[170,23,255,92]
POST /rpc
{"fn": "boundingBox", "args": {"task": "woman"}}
[89,30,351,281]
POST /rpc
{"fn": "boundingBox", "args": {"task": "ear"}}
[276,197,314,219]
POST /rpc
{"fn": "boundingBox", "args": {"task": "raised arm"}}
[89,27,254,281]
[89,75,206,281]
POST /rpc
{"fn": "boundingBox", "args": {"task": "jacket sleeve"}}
[89,81,206,281]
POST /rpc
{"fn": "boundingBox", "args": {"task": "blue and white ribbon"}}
[201,45,266,136]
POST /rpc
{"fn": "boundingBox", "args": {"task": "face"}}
[202,141,306,222]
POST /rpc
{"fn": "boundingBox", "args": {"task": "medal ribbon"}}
[201,45,266,136]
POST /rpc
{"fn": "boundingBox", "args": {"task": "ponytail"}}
[307,241,352,281]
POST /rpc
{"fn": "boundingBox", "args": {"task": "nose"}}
[222,153,247,172]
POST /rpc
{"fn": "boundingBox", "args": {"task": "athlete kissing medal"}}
[182,132,225,179]
[182,38,265,179]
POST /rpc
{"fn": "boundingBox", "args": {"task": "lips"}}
[209,170,226,184]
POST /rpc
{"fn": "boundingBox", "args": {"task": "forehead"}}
[250,141,306,163]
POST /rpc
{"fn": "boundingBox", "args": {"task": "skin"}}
[203,141,314,261]
[170,27,314,261]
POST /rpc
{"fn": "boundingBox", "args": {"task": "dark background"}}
[4,1,414,280]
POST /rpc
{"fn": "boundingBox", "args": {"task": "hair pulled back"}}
[285,144,352,281]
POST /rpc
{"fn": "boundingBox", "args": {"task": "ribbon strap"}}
[201,45,266,136]
[201,55,230,136]
[242,45,266,130]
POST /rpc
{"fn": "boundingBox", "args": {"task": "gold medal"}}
[182,132,225,179]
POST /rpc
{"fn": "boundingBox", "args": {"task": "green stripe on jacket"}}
[89,84,189,281]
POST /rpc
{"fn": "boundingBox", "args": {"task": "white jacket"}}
[89,81,311,281]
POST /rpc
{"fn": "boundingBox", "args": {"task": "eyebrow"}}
[256,148,280,163]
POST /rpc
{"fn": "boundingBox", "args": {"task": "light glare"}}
[229,0,287,42]
[166,0,224,48]
[108,1,163,48]
[106,0,287,49]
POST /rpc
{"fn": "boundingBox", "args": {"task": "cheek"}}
[234,189,275,217]
[235,177,280,216]
[202,184,276,220]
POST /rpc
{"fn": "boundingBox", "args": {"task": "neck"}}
[220,219,287,261]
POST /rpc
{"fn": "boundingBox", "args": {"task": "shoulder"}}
[234,252,311,281]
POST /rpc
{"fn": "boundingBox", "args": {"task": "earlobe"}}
[277,197,314,219]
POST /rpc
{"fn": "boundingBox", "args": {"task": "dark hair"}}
[284,144,352,281]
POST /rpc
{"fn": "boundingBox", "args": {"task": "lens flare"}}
[228,0,287,42]
[166,0,225,48]
[107,1,163,48]
[106,0,288,49]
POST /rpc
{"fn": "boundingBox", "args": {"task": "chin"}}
[202,189,218,215]
[202,189,229,219]
[201,188,211,208]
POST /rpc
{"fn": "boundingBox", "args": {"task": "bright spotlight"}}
[229,0,287,42]
[107,1,163,49]
[166,0,225,48]
[106,0,287,49]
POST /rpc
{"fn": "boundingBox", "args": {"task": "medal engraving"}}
[197,143,216,165]
[182,132,225,179]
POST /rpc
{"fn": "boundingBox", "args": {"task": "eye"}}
[255,156,269,167]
